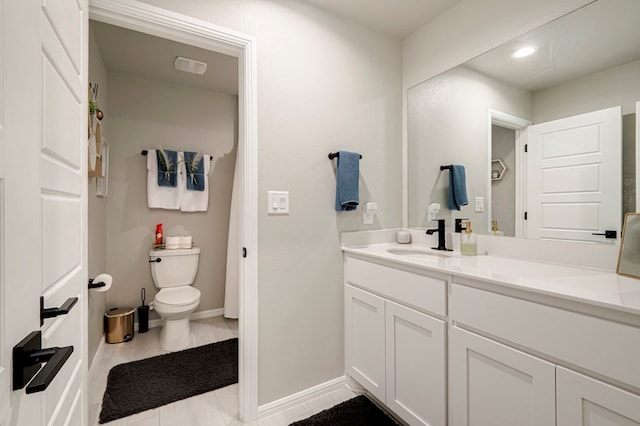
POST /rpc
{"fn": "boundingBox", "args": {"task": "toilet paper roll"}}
[165,236,180,249]
[91,273,112,292]
[179,235,192,248]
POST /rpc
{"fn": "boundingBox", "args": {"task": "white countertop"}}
[343,242,640,317]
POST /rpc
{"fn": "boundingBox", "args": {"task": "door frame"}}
[488,110,531,238]
[88,0,259,421]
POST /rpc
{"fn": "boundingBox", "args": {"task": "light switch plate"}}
[475,197,484,212]
[268,191,289,215]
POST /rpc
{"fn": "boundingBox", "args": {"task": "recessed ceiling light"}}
[511,46,537,59]
[174,56,207,75]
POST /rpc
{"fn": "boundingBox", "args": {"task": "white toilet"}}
[149,247,201,351]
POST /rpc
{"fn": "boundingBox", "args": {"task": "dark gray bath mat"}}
[99,338,238,424]
[289,395,399,425]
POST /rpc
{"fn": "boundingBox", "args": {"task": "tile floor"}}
[89,317,357,425]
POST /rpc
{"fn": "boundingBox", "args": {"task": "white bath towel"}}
[179,152,213,212]
[146,149,181,210]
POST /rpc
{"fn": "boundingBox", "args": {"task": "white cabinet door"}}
[450,327,555,426]
[385,300,445,426]
[557,367,640,426]
[345,284,386,401]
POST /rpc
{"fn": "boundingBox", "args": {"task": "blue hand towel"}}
[184,151,205,191]
[448,164,469,211]
[156,149,178,187]
[335,151,360,211]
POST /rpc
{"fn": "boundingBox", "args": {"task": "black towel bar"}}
[328,152,363,160]
[141,150,213,160]
[440,165,452,171]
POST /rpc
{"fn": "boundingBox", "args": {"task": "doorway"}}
[89,0,258,421]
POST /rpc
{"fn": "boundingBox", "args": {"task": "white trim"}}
[488,110,532,238]
[88,1,259,421]
[636,101,640,212]
[257,376,347,419]
[88,336,106,376]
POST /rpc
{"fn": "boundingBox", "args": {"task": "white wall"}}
[88,28,109,367]
[105,72,237,319]
[137,0,403,405]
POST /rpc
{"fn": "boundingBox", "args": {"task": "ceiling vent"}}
[174,56,207,75]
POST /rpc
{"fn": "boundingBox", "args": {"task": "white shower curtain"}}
[223,150,239,319]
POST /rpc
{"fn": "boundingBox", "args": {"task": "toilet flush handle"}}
[149,258,161,263]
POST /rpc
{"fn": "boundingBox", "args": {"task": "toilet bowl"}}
[149,247,201,351]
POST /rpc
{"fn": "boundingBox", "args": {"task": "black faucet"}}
[426,219,451,251]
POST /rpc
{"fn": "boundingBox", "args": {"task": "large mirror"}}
[408,0,640,244]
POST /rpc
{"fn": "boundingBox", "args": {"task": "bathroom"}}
[4,0,640,425]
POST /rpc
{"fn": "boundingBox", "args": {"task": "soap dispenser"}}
[491,219,504,236]
[460,220,477,256]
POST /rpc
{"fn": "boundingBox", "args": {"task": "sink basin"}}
[386,247,452,257]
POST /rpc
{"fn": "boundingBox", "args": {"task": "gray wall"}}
[88,28,108,367]
[138,0,404,405]
[491,125,516,236]
[105,72,237,318]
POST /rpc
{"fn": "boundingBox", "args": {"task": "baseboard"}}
[257,376,347,419]
[89,337,106,375]
[133,307,225,331]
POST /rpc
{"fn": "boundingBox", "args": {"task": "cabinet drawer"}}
[346,256,447,317]
[452,283,640,390]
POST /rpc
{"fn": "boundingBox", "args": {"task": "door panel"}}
[450,327,556,426]
[345,284,386,402]
[0,0,7,420]
[3,0,87,424]
[557,367,640,426]
[385,300,446,426]
[526,106,622,243]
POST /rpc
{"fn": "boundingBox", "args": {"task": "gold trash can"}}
[104,307,135,343]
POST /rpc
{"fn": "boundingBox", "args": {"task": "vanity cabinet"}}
[451,280,640,426]
[345,256,447,426]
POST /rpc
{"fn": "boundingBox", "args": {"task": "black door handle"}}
[592,230,617,239]
[40,296,78,326]
[13,331,74,393]
[149,258,161,263]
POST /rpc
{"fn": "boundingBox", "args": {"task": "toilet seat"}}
[155,287,200,307]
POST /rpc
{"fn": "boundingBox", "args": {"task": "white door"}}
[2,1,87,425]
[557,367,640,426]
[450,327,556,426]
[385,300,445,426]
[345,284,386,402]
[526,106,622,243]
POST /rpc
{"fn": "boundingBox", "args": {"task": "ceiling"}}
[90,20,239,95]
[464,0,640,92]
[303,0,461,38]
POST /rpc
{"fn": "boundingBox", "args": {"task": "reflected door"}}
[526,106,622,243]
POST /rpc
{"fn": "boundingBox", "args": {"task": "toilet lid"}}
[155,287,200,306]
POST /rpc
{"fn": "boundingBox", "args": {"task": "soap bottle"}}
[460,220,477,256]
[491,219,504,236]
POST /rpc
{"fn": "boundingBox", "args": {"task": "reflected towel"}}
[147,149,181,210]
[335,151,360,211]
[448,164,469,211]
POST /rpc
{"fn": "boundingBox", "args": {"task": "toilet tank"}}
[149,247,200,288]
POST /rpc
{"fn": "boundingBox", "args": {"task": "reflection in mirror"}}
[617,213,640,279]
[408,0,640,244]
